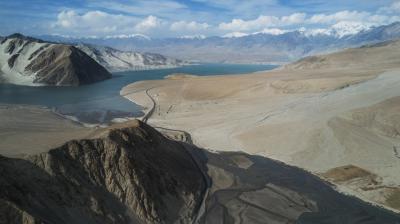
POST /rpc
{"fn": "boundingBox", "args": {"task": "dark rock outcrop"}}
[0,120,205,224]
[7,54,19,68]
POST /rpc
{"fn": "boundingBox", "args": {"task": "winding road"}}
[141,87,211,224]
[142,88,156,123]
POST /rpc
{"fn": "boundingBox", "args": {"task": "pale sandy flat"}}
[0,105,143,158]
[0,104,97,157]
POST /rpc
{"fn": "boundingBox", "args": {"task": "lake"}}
[0,64,277,123]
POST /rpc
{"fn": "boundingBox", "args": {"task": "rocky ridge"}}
[0,120,205,224]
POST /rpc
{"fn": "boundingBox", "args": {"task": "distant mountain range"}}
[76,44,186,72]
[39,22,400,64]
[0,34,186,86]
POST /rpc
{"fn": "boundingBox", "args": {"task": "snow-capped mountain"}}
[76,44,186,72]
[38,22,400,64]
[0,34,111,86]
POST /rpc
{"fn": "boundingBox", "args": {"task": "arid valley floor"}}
[121,40,400,213]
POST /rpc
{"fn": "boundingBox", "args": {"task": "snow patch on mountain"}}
[0,37,48,85]
[331,21,371,37]
[179,35,206,39]
[257,28,289,35]
[303,28,333,37]
[76,44,186,72]
[104,34,151,40]
[223,32,249,38]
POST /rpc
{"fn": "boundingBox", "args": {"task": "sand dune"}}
[122,40,400,212]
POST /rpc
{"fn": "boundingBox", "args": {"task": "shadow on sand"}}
[186,146,400,224]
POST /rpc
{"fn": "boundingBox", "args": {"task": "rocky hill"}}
[0,120,206,224]
[0,34,111,86]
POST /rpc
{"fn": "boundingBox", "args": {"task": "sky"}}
[1,0,400,38]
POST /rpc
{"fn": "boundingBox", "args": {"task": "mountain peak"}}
[7,33,26,38]
[6,33,43,43]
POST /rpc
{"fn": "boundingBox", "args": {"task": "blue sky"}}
[1,0,399,38]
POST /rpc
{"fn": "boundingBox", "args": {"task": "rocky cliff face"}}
[0,120,205,224]
[0,34,111,86]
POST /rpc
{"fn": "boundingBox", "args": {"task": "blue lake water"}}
[0,64,276,123]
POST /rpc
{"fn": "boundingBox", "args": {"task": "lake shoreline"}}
[0,64,276,125]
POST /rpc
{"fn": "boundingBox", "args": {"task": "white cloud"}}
[54,10,138,36]
[306,10,399,27]
[379,1,400,13]
[218,13,306,32]
[308,10,370,24]
[281,13,307,25]
[135,15,163,32]
[54,11,166,36]
[168,21,211,37]
[50,1,400,38]
[219,16,276,31]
